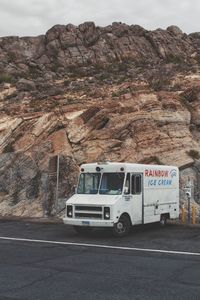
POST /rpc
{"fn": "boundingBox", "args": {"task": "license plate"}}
[82,221,90,226]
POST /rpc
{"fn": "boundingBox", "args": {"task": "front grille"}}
[74,205,103,219]
[75,213,102,219]
[75,206,102,212]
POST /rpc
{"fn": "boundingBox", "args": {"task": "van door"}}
[131,173,143,224]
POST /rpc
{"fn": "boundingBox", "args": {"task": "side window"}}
[131,174,142,194]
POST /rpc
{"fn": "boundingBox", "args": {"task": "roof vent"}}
[97,161,110,165]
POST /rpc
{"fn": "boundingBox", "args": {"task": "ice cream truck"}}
[63,162,179,236]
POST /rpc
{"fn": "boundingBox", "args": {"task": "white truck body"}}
[63,162,179,234]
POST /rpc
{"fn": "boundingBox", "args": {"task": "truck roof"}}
[80,162,178,173]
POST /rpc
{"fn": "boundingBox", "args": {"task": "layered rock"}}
[0,22,200,217]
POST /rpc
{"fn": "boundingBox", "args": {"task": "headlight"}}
[104,207,110,220]
[67,205,73,218]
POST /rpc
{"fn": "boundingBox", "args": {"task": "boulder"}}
[17,78,36,91]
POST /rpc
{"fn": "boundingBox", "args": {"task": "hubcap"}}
[161,219,164,225]
[116,221,125,233]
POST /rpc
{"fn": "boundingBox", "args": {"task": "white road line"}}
[0,236,200,257]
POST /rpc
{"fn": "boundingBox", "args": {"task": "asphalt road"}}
[0,220,200,300]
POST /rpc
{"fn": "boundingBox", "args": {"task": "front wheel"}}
[160,214,168,226]
[112,215,131,237]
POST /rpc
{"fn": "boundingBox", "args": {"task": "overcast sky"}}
[0,0,199,37]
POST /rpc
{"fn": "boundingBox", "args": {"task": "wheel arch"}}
[160,213,170,220]
[120,212,132,225]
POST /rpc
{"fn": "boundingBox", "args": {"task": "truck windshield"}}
[99,173,125,195]
[77,173,101,194]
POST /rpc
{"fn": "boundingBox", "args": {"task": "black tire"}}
[160,214,168,227]
[112,215,131,237]
[73,226,93,235]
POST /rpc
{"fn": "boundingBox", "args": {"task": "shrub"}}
[112,88,130,98]
[2,143,14,153]
[165,54,184,64]
[67,66,86,78]
[148,77,171,91]
[50,63,60,73]
[180,87,199,103]
[0,73,12,84]
[139,156,164,165]
[63,79,71,86]
[187,150,200,159]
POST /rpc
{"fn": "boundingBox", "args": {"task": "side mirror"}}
[123,186,129,194]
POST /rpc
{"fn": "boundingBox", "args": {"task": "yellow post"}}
[180,206,186,224]
[191,205,196,225]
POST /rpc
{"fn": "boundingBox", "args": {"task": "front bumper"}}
[63,217,114,227]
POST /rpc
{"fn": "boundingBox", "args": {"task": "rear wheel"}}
[160,214,168,226]
[112,215,131,237]
[73,226,93,235]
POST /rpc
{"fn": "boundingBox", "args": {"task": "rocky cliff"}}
[0,22,200,217]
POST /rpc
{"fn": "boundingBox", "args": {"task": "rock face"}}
[0,22,200,217]
[1,21,200,79]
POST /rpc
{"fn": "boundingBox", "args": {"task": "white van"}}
[63,162,179,236]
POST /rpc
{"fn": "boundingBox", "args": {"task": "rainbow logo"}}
[169,169,177,178]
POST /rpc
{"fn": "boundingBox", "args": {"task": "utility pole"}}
[184,177,192,224]
[55,155,60,215]
[187,193,191,223]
